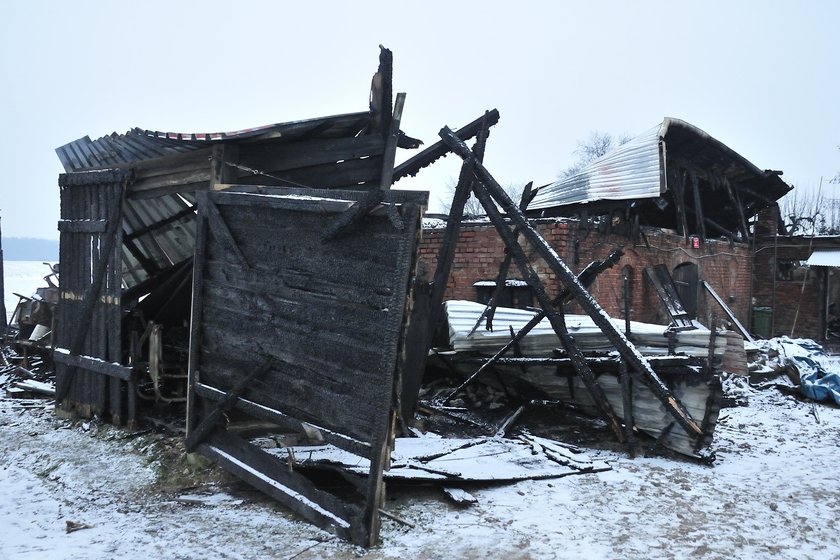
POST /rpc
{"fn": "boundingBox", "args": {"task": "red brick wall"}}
[419,219,753,329]
[753,237,828,339]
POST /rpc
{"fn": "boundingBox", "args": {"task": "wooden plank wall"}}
[56,171,129,423]
[188,187,426,545]
[195,190,422,444]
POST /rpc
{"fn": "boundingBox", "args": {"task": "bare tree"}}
[438,180,528,216]
[561,131,632,177]
[778,181,840,235]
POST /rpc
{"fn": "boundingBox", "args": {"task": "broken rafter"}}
[392,109,500,182]
[426,114,493,343]
[438,126,704,440]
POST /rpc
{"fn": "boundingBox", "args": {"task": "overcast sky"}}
[1,1,837,240]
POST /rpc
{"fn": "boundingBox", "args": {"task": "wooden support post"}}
[481,182,535,332]
[439,127,703,440]
[690,171,707,242]
[619,359,636,458]
[673,169,690,241]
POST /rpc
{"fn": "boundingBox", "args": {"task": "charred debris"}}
[0,47,794,546]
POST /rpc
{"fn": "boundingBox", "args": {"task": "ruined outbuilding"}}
[31,46,801,547]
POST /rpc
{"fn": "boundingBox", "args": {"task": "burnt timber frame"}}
[185,186,427,546]
[438,126,705,444]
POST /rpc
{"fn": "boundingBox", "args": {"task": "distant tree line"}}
[2,237,59,261]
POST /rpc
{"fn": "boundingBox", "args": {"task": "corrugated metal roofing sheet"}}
[55,112,370,173]
[807,250,840,267]
[529,118,791,213]
[529,124,664,210]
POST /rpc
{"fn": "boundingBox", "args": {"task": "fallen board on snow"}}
[264,435,610,483]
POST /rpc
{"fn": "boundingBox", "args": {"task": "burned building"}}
[38,43,799,546]
[420,118,792,337]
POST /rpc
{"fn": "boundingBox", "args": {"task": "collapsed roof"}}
[529,118,792,239]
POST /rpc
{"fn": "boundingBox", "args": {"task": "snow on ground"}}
[2,380,840,559]
[2,261,840,558]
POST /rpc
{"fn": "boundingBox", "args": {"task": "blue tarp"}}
[782,339,840,406]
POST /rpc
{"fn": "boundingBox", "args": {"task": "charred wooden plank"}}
[57,219,107,233]
[237,135,385,176]
[199,431,361,544]
[53,350,133,381]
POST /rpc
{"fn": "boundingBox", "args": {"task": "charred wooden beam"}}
[123,206,195,242]
[321,191,385,242]
[392,109,500,181]
[427,115,492,336]
[469,173,625,442]
[690,171,707,242]
[199,431,361,544]
[482,182,536,332]
[703,281,754,343]
[619,359,636,458]
[53,350,133,381]
[439,127,704,440]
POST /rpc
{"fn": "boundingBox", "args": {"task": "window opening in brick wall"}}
[473,279,534,309]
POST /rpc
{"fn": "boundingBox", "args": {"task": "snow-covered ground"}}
[2,261,840,559]
[1,376,839,559]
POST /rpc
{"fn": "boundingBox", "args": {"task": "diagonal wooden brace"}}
[439,126,704,440]
[185,360,274,452]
